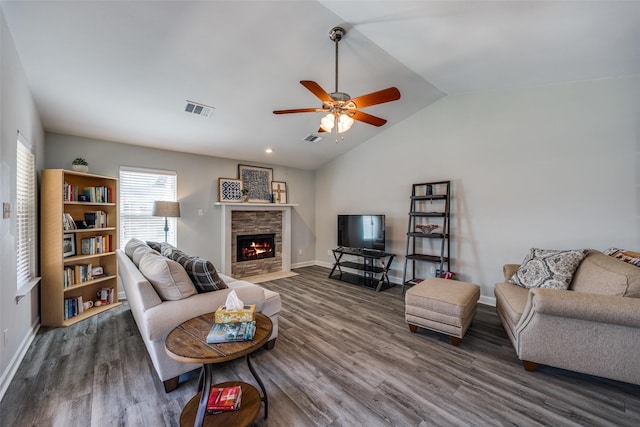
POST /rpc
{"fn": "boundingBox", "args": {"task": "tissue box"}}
[214,304,256,323]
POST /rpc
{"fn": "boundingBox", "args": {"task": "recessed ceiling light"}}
[265,148,273,154]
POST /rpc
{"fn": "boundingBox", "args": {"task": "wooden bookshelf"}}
[40,169,120,327]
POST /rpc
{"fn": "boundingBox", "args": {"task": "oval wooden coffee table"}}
[165,312,272,427]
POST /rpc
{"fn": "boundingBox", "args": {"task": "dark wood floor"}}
[2,266,639,426]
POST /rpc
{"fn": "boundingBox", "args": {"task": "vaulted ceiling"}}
[2,1,639,169]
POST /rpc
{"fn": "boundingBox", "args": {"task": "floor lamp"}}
[152,201,180,242]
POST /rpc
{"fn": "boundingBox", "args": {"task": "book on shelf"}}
[63,182,113,203]
[81,235,112,255]
[206,385,242,414]
[81,186,113,203]
[74,264,92,284]
[63,296,85,320]
[63,213,77,230]
[206,321,256,344]
[63,266,75,288]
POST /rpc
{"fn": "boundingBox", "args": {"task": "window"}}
[16,132,38,294]
[119,167,177,248]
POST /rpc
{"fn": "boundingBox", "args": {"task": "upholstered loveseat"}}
[117,239,281,392]
[494,249,640,385]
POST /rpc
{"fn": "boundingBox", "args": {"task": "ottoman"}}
[405,278,480,346]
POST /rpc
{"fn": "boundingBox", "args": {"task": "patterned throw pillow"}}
[168,249,228,293]
[509,248,589,290]
[603,247,640,267]
[146,241,177,257]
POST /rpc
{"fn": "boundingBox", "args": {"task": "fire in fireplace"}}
[237,233,276,262]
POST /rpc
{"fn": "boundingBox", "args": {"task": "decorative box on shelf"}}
[214,304,256,323]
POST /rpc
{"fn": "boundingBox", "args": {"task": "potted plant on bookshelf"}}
[72,157,89,173]
[241,187,250,203]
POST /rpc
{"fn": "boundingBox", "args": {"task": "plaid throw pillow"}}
[146,241,178,257]
[168,250,228,293]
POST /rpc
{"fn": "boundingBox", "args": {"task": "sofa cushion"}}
[509,248,588,290]
[570,250,640,298]
[138,252,197,301]
[132,245,158,267]
[125,238,149,258]
[168,250,228,293]
[495,282,530,325]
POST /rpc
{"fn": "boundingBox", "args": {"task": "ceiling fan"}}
[273,26,401,137]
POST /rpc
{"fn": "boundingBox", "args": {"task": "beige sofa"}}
[494,250,640,385]
[116,241,281,392]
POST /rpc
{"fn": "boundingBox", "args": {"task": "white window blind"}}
[16,133,37,290]
[119,167,177,248]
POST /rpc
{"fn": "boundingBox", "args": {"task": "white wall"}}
[44,133,317,270]
[315,75,640,302]
[0,10,45,399]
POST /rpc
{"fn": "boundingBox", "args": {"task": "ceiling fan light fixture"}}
[320,113,335,132]
[337,114,354,133]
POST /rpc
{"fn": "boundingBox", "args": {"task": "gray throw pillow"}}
[168,249,228,293]
[509,248,589,290]
[138,252,197,300]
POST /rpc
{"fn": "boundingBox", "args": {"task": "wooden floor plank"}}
[1,265,639,426]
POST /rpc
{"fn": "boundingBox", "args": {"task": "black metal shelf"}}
[407,232,449,239]
[329,248,395,292]
[402,181,451,293]
[410,194,447,201]
[406,253,450,263]
[338,261,385,274]
[409,212,448,217]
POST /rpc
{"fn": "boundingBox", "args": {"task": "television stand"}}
[329,247,395,292]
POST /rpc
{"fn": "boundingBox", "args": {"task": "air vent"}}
[185,100,214,117]
[303,134,323,143]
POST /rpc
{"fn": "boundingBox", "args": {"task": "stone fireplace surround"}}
[216,203,294,277]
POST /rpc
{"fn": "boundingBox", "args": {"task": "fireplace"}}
[237,233,276,262]
[217,204,292,277]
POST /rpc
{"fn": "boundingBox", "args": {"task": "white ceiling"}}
[2,1,639,170]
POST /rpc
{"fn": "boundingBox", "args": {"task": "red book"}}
[206,385,242,413]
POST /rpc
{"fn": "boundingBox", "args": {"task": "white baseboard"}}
[479,295,496,306]
[291,260,316,269]
[313,260,334,269]
[0,317,40,402]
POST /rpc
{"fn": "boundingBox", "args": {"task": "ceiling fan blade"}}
[352,110,388,127]
[317,127,327,133]
[351,87,401,109]
[273,108,320,114]
[300,80,334,103]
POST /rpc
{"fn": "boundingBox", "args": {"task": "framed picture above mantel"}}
[271,181,287,204]
[218,178,242,202]
[238,164,273,203]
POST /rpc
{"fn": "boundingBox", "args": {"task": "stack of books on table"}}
[206,320,256,344]
[206,304,257,344]
[206,385,242,414]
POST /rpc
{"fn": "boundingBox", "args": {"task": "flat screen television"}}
[337,214,386,251]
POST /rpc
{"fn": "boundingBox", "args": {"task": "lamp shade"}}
[152,201,180,218]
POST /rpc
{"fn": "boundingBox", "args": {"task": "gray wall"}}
[0,10,45,397]
[315,74,640,303]
[44,133,317,270]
